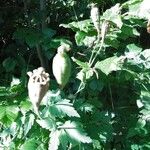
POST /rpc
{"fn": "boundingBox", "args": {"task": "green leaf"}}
[95,56,124,75]
[49,99,80,118]
[60,19,93,33]
[59,121,92,144]
[36,118,55,130]
[0,87,9,97]
[20,138,37,150]
[49,130,60,150]
[13,28,42,48]
[0,105,19,126]
[102,4,123,28]
[72,57,89,69]
[75,31,87,46]
[24,113,35,136]
[2,57,17,72]
[42,28,56,38]
[59,130,68,149]
[20,101,32,114]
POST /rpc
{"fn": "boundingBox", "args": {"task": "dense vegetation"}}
[0,0,150,149]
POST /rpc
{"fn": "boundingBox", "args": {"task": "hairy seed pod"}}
[52,45,71,89]
[90,3,100,37]
[27,67,50,113]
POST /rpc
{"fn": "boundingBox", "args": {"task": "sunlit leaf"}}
[20,138,37,150]
[24,113,35,136]
[49,130,60,150]
[95,56,124,75]
[59,121,92,144]
[36,118,55,130]
[49,99,80,118]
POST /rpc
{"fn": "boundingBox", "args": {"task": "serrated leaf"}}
[36,118,55,130]
[0,105,19,126]
[95,56,123,75]
[20,101,32,114]
[0,106,5,119]
[24,113,35,136]
[60,121,92,144]
[20,138,37,150]
[59,130,68,149]
[49,99,80,118]
[49,130,60,150]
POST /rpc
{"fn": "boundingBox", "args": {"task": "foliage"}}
[0,0,150,149]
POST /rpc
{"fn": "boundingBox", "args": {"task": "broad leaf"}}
[102,4,123,28]
[95,56,124,75]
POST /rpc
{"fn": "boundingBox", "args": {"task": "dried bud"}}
[101,21,109,42]
[90,3,100,35]
[147,20,150,34]
[27,67,50,113]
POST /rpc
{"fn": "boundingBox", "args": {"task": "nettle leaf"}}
[49,130,60,150]
[36,117,55,130]
[95,56,124,75]
[20,101,32,114]
[75,31,87,46]
[102,4,123,28]
[2,57,17,72]
[20,138,37,150]
[59,129,68,149]
[24,113,35,136]
[49,99,80,118]
[0,105,19,126]
[60,19,93,33]
[59,121,92,144]
[72,57,89,69]
[75,31,96,47]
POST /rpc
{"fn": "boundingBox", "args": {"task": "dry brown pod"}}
[27,67,50,114]
[147,20,150,34]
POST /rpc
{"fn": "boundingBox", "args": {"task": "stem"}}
[108,84,114,111]
[89,21,109,67]
[36,0,49,71]
[89,38,104,67]
[40,0,46,30]
[36,44,46,68]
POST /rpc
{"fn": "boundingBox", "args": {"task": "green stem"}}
[89,38,104,67]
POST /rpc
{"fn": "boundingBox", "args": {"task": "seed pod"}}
[147,20,150,33]
[90,3,100,37]
[27,67,50,113]
[52,45,71,89]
